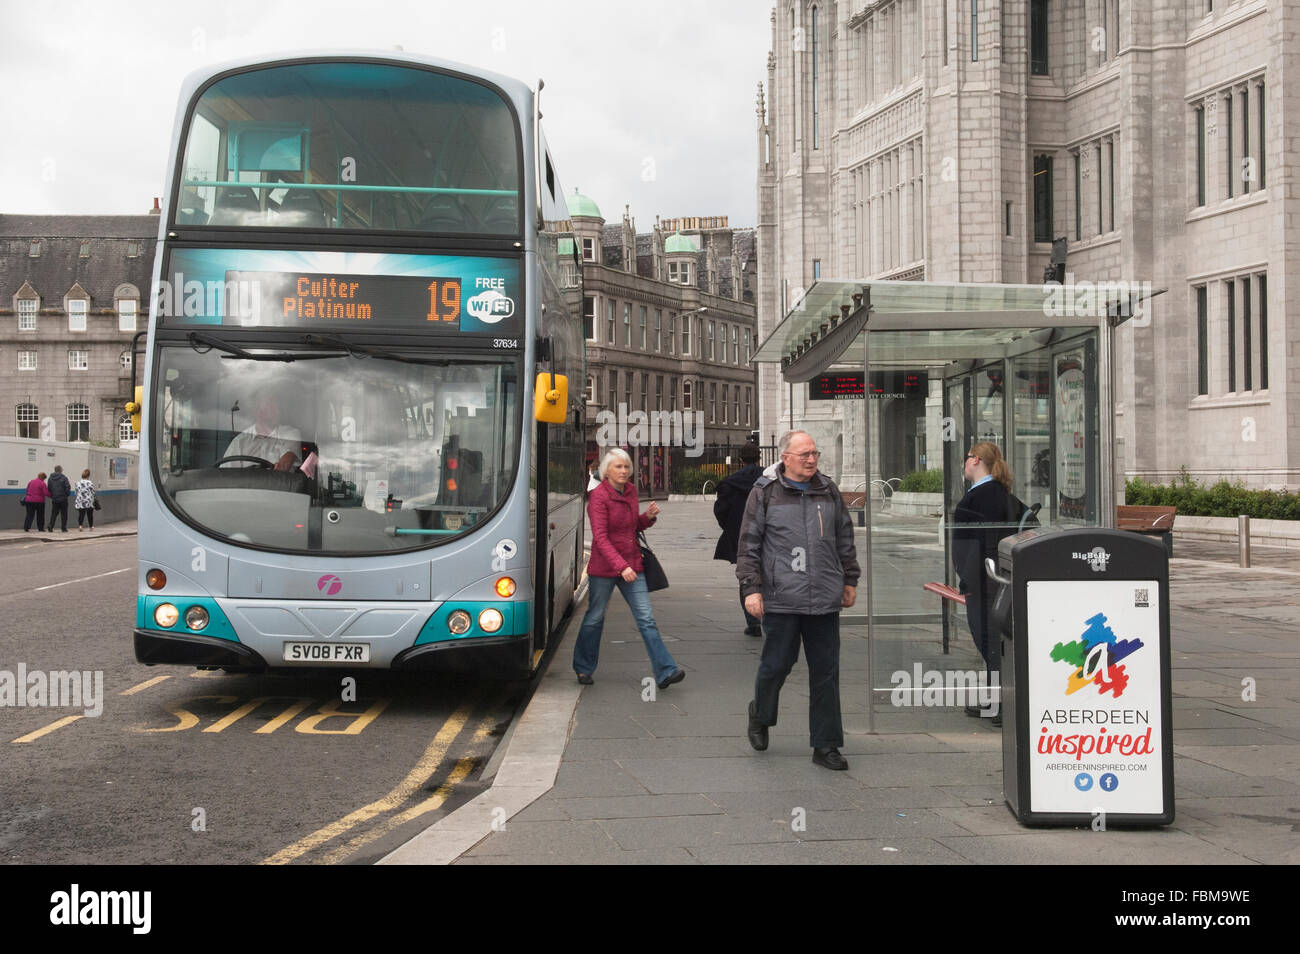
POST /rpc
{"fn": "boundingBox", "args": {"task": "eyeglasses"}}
[966,454,980,461]
[784,450,821,461]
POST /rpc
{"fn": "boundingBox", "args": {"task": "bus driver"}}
[225,387,302,472]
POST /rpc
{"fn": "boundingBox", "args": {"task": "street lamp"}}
[230,400,240,432]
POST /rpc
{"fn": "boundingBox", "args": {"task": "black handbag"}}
[638,532,668,592]
[93,499,101,511]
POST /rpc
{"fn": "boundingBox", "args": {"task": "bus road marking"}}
[317,719,495,864]
[261,701,475,865]
[33,567,131,591]
[11,715,84,744]
[121,675,172,695]
[190,670,225,679]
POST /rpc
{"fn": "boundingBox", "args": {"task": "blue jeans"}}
[573,574,678,682]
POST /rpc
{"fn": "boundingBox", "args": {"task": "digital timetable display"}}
[808,371,928,400]
[160,247,522,335]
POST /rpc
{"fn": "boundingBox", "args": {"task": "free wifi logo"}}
[317,574,342,596]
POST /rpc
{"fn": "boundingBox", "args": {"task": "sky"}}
[0,0,773,228]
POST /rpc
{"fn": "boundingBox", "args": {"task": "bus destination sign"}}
[225,271,463,329]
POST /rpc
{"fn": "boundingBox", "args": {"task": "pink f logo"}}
[317,574,342,595]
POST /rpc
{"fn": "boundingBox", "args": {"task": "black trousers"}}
[752,611,843,749]
[23,502,45,531]
[963,577,1001,679]
[49,499,69,531]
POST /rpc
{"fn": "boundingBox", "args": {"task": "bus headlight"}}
[146,569,167,590]
[184,606,210,631]
[154,603,180,628]
[478,608,504,633]
[447,610,472,635]
[495,577,516,598]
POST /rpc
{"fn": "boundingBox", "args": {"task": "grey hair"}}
[598,447,633,479]
[777,430,811,455]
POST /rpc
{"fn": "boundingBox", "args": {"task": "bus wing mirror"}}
[126,385,144,434]
[533,372,568,424]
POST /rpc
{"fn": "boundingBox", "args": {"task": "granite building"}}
[568,191,759,493]
[757,0,1298,490]
[1,212,158,448]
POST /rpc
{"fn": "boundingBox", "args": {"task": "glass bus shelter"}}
[752,279,1152,732]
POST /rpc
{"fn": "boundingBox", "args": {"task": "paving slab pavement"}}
[375,501,1300,865]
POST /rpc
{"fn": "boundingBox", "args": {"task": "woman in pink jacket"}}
[23,471,50,532]
[573,448,684,689]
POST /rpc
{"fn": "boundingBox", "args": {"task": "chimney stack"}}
[149,197,161,215]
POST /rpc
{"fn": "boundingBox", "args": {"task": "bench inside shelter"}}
[1117,504,1176,555]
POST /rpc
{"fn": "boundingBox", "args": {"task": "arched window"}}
[118,413,138,445]
[585,375,596,404]
[16,403,38,439]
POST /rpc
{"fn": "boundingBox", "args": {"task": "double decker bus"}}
[133,53,585,677]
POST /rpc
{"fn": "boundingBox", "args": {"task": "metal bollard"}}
[1238,514,1251,568]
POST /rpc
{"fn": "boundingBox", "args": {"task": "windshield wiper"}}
[188,331,297,362]
[303,334,452,366]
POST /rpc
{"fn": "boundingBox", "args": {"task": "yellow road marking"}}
[190,670,225,679]
[121,675,171,695]
[261,700,476,865]
[11,715,83,744]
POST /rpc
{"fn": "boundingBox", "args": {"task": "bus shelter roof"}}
[752,279,1152,381]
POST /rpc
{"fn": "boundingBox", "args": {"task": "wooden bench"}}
[922,581,966,654]
[1117,504,1176,556]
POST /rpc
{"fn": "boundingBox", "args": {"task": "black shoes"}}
[812,747,849,771]
[744,625,762,638]
[747,701,768,751]
[657,669,685,690]
[965,704,1002,726]
[576,673,593,685]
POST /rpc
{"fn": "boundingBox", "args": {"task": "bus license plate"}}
[283,642,370,663]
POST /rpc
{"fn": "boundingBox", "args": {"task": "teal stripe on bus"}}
[415,600,531,644]
[138,596,240,642]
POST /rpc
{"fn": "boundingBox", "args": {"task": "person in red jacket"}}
[573,448,684,690]
[23,471,50,532]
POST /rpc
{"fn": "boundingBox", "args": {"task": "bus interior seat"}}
[176,190,209,225]
[209,186,262,226]
[416,194,472,233]
[474,195,518,234]
[275,188,328,228]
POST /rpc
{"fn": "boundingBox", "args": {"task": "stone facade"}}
[1,213,158,448]
[757,0,1298,490]
[570,193,759,493]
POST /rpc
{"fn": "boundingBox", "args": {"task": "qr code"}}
[1134,588,1149,607]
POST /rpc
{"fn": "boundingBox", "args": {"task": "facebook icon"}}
[1100,772,1119,791]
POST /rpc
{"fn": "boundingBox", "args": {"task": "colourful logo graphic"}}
[1048,611,1144,698]
[316,574,342,596]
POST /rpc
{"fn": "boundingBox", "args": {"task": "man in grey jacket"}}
[736,430,860,770]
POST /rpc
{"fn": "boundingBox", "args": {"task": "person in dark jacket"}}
[23,472,49,532]
[46,465,72,533]
[713,442,764,636]
[951,441,1014,723]
[573,448,684,690]
[736,431,860,771]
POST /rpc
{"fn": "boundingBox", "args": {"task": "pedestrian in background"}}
[46,465,72,533]
[713,441,764,636]
[74,469,97,531]
[23,472,50,532]
[737,430,859,771]
[573,448,684,690]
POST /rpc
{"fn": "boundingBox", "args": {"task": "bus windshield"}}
[154,344,520,553]
[176,61,520,235]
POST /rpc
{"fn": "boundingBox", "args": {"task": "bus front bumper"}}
[134,628,268,669]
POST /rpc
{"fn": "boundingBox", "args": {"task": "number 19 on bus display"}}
[427,279,462,322]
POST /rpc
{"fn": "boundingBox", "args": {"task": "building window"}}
[1096,144,1105,234]
[607,299,616,343]
[745,387,752,425]
[18,351,37,371]
[28,240,40,258]
[118,413,138,444]
[79,240,91,259]
[1257,83,1266,189]
[655,375,663,412]
[654,310,662,353]
[733,387,740,424]
[127,241,140,258]
[971,0,978,61]
[640,373,648,412]
[731,326,739,364]
[120,350,133,369]
[608,370,618,408]
[1225,93,1233,199]
[1073,152,1082,240]
[1196,286,1208,396]
[67,403,90,443]
[1195,106,1206,207]
[17,298,37,331]
[707,320,715,361]
[744,329,752,363]
[118,299,138,333]
[623,303,632,347]
[639,306,648,349]
[582,237,595,262]
[1258,274,1269,389]
[585,375,596,404]
[624,373,632,411]
[812,259,821,280]
[1242,279,1252,390]
[16,403,39,439]
[720,384,728,424]
[1226,279,1235,393]
[68,299,88,332]
[1030,0,1049,74]
[709,383,717,423]
[583,296,596,341]
[811,5,820,150]
[667,314,675,355]
[681,316,691,355]
[683,380,692,410]
[1033,155,1053,243]
[69,350,89,371]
